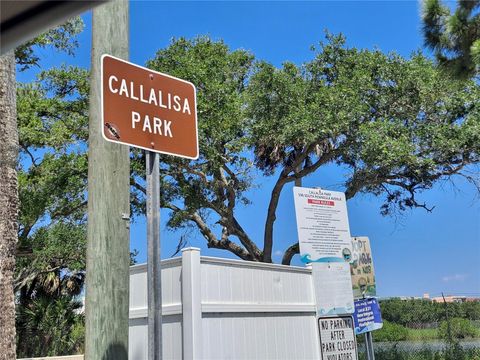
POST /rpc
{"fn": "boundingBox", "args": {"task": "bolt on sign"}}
[318,315,358,360]
[101,54,198,159]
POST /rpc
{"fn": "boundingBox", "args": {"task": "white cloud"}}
[274,250,283,257]
[442,274,468,283]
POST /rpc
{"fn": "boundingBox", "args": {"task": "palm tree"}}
[0,51,19,360]
[16,295,85,357]
[422,0,480,79]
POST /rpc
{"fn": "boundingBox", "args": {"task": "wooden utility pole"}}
[85,1,130,359]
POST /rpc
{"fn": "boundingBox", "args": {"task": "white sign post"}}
[293,187,353,263]
[318,315,358,360]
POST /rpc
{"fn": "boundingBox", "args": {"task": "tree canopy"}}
[143,37,262,260]
[136,34,480,264]
[14,19,90,357]
[16,34,480,278]
[247,33,480,263]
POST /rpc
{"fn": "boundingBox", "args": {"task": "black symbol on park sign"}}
[342,248,352,261]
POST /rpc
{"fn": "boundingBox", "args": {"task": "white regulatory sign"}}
[293,187,352,263]
[312,262,355,315]
[318,315,358,360]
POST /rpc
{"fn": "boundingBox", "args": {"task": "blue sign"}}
[353,297,383,335]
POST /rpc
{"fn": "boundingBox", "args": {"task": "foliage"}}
[359,345,480,360]
[14,27,480,290]
[144,37,262,261]
[422,0,480,79]
[13,29,480,271]
[379,299,480,327]
[134,33,480,264]
[359,345,438,360]
[438,317,479,340]
[16,295,84,357]
[13,19,90,358]
[15,17,84,71]
[373,320,409,342]
[406,328,439,341]
[247,32,480,263]
[14,19,143,356]
[15,63,90,296]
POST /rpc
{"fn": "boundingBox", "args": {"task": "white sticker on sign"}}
[318,315,358,360]
[312,262,355,315]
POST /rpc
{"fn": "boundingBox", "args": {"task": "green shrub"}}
[373,320,409,342]
[438,317,478,340]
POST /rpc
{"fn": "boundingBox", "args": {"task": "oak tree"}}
[247,33,480,263]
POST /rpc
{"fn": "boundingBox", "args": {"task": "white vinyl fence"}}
[129,247,320,360]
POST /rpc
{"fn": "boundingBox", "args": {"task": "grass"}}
[406,328,440,341]
[358,346,480,360]
[404,322,480,341]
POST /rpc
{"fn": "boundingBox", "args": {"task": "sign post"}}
[101,54,198,360]
[365,330,375,360]
[146,151,161,360]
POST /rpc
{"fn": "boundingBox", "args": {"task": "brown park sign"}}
[101,54,198,159]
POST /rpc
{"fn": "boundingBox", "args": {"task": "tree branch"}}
[263,142,339,262]
[226,216,262,261]
[14,265,62,292]
[282,242,299,265]
[20,144,38,167]
[50,200,87,220]
[189,212,255,261]
[131,178,146,194]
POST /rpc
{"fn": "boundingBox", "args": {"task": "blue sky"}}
[19,1,479,298]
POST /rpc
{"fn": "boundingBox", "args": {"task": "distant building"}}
[466,297,480,302]
[430,295,480,303]
[380,294,480,303]
[379,296,424,301]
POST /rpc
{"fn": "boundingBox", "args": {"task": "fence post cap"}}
[181,247,201,253]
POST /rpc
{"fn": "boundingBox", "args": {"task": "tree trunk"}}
[0,51,18,360]
[262,173,289,263]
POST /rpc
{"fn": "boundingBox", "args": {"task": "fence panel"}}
[128,248,320,359]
